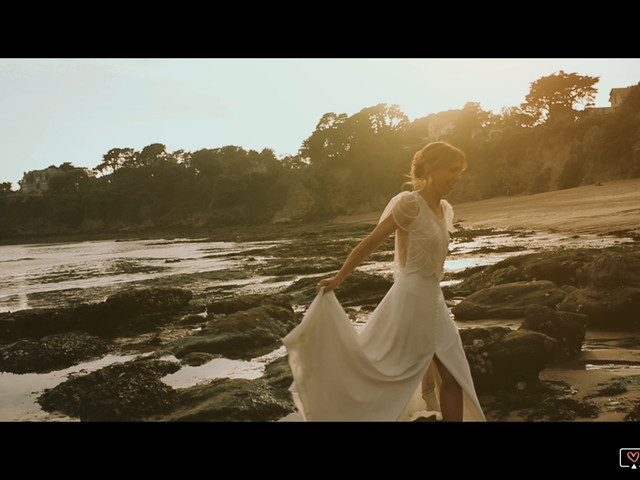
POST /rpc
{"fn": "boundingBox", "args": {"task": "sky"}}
[1,57,639,188]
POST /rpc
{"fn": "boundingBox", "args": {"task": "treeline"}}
[0,145,292,237]
[1,73,639,240]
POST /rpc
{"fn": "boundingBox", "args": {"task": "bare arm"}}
[317,214,398,293]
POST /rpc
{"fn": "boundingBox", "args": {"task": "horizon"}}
[2,57,640,188]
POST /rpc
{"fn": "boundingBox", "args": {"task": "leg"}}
[433,355,463,421]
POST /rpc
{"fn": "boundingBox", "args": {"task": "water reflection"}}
[0,353,137,421]
[161,346,287,389]
[585,363,640,371]
[0,238,280,313]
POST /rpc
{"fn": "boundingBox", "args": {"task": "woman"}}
[282,141,486,422]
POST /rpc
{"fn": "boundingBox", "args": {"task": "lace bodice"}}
[379,190,454,281]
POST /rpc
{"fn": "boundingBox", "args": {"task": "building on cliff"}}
[585,86,634,116]
[609,87,633,108]
[19,163,93,194]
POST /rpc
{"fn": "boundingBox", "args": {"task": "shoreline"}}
[2,178,640,247]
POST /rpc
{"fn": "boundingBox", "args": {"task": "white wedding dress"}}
[282,190,486,422]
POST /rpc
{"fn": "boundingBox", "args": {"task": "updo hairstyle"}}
[407,141,467,190]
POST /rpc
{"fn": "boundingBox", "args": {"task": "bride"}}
[283,141,486,422]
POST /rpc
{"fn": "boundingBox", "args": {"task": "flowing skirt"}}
[282,271,486,422]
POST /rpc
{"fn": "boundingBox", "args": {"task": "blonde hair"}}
[406,141,467,190]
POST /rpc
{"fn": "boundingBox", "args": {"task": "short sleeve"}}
[378,191,420,231]
[442,199,455,233]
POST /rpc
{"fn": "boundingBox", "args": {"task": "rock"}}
[37,358,180,421]
[448,265,526,297]
[77,287,193,335]
[180,352,222,367]
[164,375,293,422]
[550,248,640,329]
[0,287,194,341]
[585,381,628,399]
[576,251,640,288]
[159,356,294,422]
[450,246,640,330]
[557,286,640,329]
[164,295,299,360]
[260,259,343,276]
[0,308,76,342]
[624,402,640,422]
[206,293,291,315]
[451,280,567,320]
[103,286,193,315]
[0,331,114,374]
[525,397,599,421]
[335,271,394,307]
[521,304,589,361]
[284,270,393,307]
[449,247,640,296]
[460,326,557,392]
[448,249,593,297]
[34,336,295,422]
[475,378,578,421]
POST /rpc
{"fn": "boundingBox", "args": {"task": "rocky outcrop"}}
[161,357,294,422]
[5,241,640,422]
[0,331,114,374]
[0,287,195,374]
[447,245,640,330]
[162,295,299,360]
[37,358,182,422]
[0,287,194,342]
[456,302,590,392]
[284,270,393,308]
[520,304,589,362]
[446,248,592,297]
[446,246,640,396]
[460,326,557,392]
[555,250,640,328]
[23,291,301,422]
[557,286,640,329]
[451,280,567,320]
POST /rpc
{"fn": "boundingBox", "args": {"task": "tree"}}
[356,103,408,134]
[189,149,224,178]
[499,106,537,129]
[522,71,599,123]
[452,102,495,141]
[299,104,409,168]
[299,112,350,166]
[136,143,169,167]
[621,82,640,111]
[95,148,136,175]
[46,163,91,193]
[281,154,309,169]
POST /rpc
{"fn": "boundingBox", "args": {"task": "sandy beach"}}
[454,178,640,237]
[332,178,640,237]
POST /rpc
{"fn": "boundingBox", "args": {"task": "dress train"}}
[283,272,486,422]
